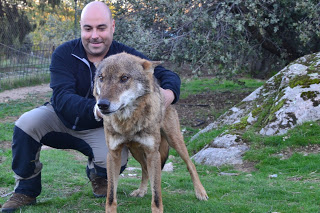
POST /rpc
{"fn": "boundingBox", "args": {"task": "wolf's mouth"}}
[100,104,125,115]
[100,110,116,115]
[118,104,125,111]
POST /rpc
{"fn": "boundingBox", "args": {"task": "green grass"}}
[180,78,264,98]
[1,79,320,212]
[186,126,228,155]
[1,144,319,212]
[0,73,50,92]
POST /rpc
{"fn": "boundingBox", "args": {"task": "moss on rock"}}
[289,75,320,88]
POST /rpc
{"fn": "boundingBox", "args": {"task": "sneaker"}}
[91,176,108,198]
[1,193,36,212]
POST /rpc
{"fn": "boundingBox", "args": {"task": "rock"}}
[126,167,141,171]
[268,174,278,178]
[192,146,248,167]
[210,134,238,148]
[219,172,239,176]
[191,52,320,167]
[162,162,174,172]
[192,134,249,167]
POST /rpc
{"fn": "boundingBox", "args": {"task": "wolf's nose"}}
[97,99,110,111]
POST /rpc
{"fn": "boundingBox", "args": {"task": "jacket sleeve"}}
[152,65,181,104]
[115,43,181,103]
[49,45,102,130]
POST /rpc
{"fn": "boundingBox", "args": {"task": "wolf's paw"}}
[130,188,147,197]
[195,187,209,201]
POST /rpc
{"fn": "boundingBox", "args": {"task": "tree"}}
[27,0,99,44]
[0,0,34,45]
[113,0,320,78]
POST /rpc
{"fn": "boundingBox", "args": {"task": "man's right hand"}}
[94,104,103,121]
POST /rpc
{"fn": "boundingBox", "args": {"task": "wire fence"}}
[0,42,57,91]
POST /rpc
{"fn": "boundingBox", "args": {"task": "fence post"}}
[74,0,78,39]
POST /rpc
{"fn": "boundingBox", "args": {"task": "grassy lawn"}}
[0,79,320,212]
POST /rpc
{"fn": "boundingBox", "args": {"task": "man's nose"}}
[91,29,99,39]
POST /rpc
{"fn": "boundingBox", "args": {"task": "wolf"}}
[93,52,208,213]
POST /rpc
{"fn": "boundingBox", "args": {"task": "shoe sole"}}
[1,200,36,213]
[93,193,106,198]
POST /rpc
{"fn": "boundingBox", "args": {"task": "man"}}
[1,1,180,212]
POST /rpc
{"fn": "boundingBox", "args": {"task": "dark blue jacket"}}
[49,38,181,131]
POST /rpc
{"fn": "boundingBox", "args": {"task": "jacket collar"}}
[71,38,88,59]
[70,38,94,96]
[70,39,91,71]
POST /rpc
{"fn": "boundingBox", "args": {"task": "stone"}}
[191,52,320,167]
[162,162,174,172]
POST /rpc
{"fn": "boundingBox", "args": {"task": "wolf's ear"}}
[94,61,101,68]
[142,60,162,72]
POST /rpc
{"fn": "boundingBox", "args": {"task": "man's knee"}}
[15,105,60,142]
[93,145,129,169]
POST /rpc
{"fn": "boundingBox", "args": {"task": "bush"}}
[113,0,320,78]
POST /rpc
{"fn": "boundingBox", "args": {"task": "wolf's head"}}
[93,52,161,118]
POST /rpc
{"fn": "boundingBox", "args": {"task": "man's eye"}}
[120,75,129,83]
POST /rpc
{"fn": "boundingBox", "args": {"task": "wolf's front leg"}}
[146,149,163,213]
[106,146,123,213]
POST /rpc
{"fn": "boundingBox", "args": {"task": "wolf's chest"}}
[106,128,156,151]
[104,115,157,149]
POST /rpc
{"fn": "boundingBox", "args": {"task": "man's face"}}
[80,11,115,61]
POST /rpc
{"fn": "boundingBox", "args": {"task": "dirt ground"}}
[177,91,251,128]
[0,84,52,104]
[0,83,250,130]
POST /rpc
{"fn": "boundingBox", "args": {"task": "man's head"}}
[80,1,115,62]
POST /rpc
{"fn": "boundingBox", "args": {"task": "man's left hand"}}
[160,88,175,108]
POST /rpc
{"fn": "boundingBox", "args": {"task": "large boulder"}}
[191,52,320,167]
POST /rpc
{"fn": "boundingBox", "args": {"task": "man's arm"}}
[49,43,102,130]
[160,88,175,108]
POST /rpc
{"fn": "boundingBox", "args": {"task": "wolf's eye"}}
[98,74,103,82]
[120,75,129,83]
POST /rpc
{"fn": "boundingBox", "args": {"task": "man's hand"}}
[160,88,175,108]
[94,104,103,121]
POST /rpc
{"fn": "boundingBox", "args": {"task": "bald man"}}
[1,1,180,212]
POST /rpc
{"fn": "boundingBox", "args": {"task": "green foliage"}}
[30,14,76,44]
[3,1,320,79]
[27,0,79,44]
[0,1,34,45]
[114,0,320,78]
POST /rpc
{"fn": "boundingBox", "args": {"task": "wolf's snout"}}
[97,99,111,112]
